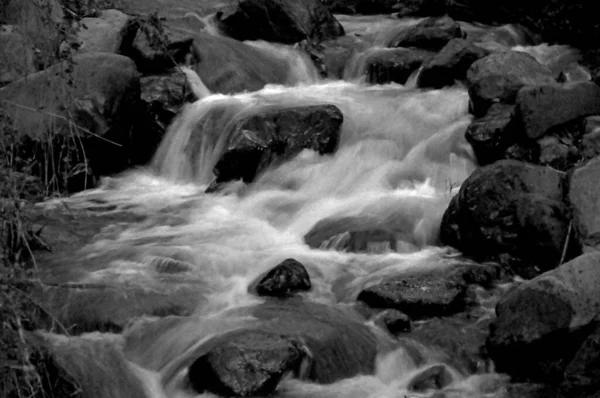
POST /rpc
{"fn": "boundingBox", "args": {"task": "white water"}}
[38,13,582,398]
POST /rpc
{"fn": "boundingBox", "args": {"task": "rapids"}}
[38,13,579,398]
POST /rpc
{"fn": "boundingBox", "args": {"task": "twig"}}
[559,220,573,266]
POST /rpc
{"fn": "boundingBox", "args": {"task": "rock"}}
[417,38,489,89]
[77,9,131,54]
[564,321,600,390]
[0,0,64,70]
[465,104,517,165]
[188,300,380,396]
[466,51,554,116]
[0,53,141,190]
[189,330,306,397]
[214,104,343,183]
[536,132,580,171]
[393,0,447,17]
[487,252,600,383]
[0,25,36,86]
[516,82,600,140]
[581,116,600,159]
[557,63,592,83]
[568,157,600,250]
[408,364,454,392]
[252,258,311,297]
[356,270,468,319]
[439,160,579,277]
[365,48,434,85]
[324,0,445,16]
[373,309,411,334]
[388,16,463,52]
[215,0,344,45]
[307,35,368,79]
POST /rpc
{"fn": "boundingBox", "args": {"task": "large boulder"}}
[465,104,518,165]
[188,300,380,396]
[439,160,580,277]
[215,0,344,44]
[76,9,131,54]
[0,25,36,86]
[516,81,600,140]
[365,48,434,85]
[568,157,600,251]
[417,38,489,89]
[487,252,600,384]
[214,104,343,183]
[466,51,555,116]
[387,16,463,52]
[0,52,141,190]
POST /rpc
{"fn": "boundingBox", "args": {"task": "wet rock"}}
[568,157,600,250]
[366,48,434,85]
[356,271,468,319]
[77,9,131,54]
[0,25,36,86]
[388,16,463,52]
[189,330,306,397]
[0,52,141,190]
[215,0,344,45]
[466,51,554,116]
[516,82,600,140]
[439,160,579,277]
[465,103,517,165]
[188,300,380,396]
[488,252,600,383]
[393,0,447,17]
[417,38,489,89]
[373,309,411,334]
[408,364,454,392]
[253,258,311,297]
[214,104,342,183]
[307,35,368,79]
[0,0,64,70]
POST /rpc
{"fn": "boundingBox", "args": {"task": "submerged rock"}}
[215,0,344,44]
[365,48,434,85]
[439,160,579,277]
[487,252,600,384]
[466,51,555,116]
[373,309,412,334]
[408,364,454,392]
[516,81,600,140]
[252,258,312,297]
[214,104,342,183]
[417,38,489,89]
[388,15,463,51]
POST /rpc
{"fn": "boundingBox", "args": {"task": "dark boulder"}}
[215,0,344,44]
[417,38,489,89]
[388,16,463,52]
[214,104,343,183]
[465,103,517,165]
[365,48,434,85]
[516,81,600,140]
[564,321,600,391]
[466,51,554,116]
[487,252,600,384]
[439,160,580,277]
[373,309,411,334]
[407,364,454,392]
[568,157,600,251]
[252,258,312,297]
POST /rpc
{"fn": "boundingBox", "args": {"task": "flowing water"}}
[38,14,580,398]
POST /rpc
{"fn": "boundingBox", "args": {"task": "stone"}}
[213,104,343,183]
[77,9,131,54]
[487,252,600,382]
[466,51,554,116]
[417,38,489,89]
[373,309,411,334]
[408,364,454,392]
[557,63,592,83]
[516,82,600,140]
[0,25,36,86]
[365,48,434,85]
[215,0,344,44]
[465,103,517,165]
[439,160,579,277]
[568,157,600,250]
[388,16,463,51]
[564,321,600,390]
[253,258,312,297]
